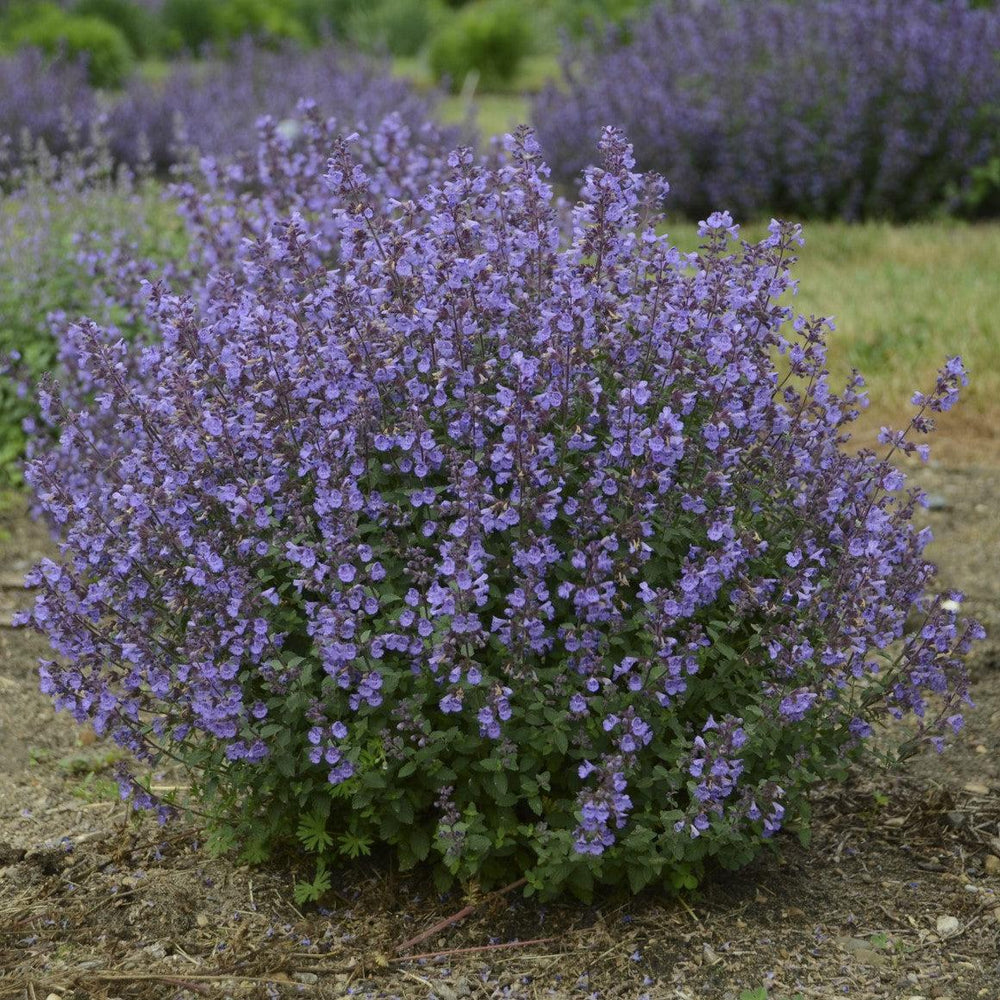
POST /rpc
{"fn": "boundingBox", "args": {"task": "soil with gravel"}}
[1,460,998,1000]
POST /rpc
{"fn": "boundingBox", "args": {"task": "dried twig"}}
[87,971,305,991]
[389,934,562,963]
[392,876,527,955]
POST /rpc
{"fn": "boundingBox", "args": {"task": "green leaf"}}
[626,863,652,895]
[409,826,431,862]
[293,860,332,905]
[489,771,508,798]
[297,812,334,853]
[432,864,453,894]
[337,830,373,859]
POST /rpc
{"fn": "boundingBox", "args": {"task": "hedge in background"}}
[0,37,455,180]
[0,48,96,171]
[105,39,458,173]
[20,127,982,901]
[533,0,1000,220]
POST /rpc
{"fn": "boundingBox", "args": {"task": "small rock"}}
[142,941,167,960]
[962,782,990,795]
[985,855,1000,876]
[925,493,950,511]
[936,915,960,937]
[293,973,318,985]
[837,935,885,963]
[945,811,967,829]
[940,599,961,613]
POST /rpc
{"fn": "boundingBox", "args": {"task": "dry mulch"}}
[1,460,999,1000]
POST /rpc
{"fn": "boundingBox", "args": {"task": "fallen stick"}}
[392,876,527,955]
[390,934,562,963]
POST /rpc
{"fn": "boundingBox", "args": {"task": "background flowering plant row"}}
[534,0,1000,221]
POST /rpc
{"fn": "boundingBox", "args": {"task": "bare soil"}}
[1,460,998,1000]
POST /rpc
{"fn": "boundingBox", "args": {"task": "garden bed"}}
[1,459,998,1000]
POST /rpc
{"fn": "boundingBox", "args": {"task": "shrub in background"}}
[429,0,532,92]
[533,0,1000,220]
[20,127,982,900]
[952,156,1000,219]
[102,39,458,174]
[288,0,348,43]
[71,0,165,58]
[348,0,447,57]
[215,0,310,48]
[538,0,652,40]
[9,5,134,88]
[160,0,222,53]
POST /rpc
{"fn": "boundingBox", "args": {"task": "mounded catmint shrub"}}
[20,128,982,901]
[533,0,1000,220]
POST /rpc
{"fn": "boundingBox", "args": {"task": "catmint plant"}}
[534,0,1000,220]
[19,127,982,901]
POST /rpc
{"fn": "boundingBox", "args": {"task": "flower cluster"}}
[20,125,982,899]
[533,0,1000,220]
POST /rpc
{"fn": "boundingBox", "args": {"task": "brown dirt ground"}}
[0,459,998,1000]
